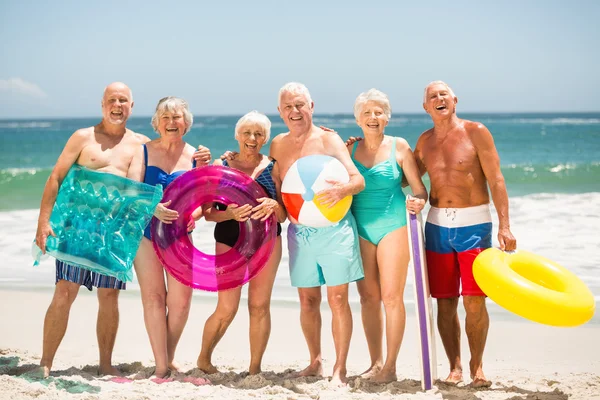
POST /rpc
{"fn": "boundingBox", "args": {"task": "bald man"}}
[33,82,152,377]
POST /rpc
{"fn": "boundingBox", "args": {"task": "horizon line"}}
[1,110,600,121]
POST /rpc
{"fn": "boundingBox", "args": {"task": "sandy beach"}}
[0,287,599,400]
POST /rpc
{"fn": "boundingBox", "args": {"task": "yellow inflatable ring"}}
[473,248,595,327]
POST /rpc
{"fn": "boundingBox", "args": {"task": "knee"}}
[167,296,191,317]
[299,294,321,313]
[437,298,459,318]
[215,303,239,323]
[327,292,348,311]
[359,291,381,309]
[52,284,78,308]
[381,292,404,310]
[463,296,486,316]
[248,301,270,319]
[98,290,120,309]
[143,291,166,310]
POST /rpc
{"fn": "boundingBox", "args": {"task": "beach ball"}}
[282,155,352,228]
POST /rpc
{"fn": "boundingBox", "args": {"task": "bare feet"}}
[370,368,397,384]
[248,365,261,375]
[98,365,121,377]
[168,361,186,374]
[470,371,491,388]
[197,359,219,375]
[359,362,383,379]
[153,367,170,379]
[28,365,50,379]
[296,360,323,377]
[330,367,348,386]
[444,368,463,384]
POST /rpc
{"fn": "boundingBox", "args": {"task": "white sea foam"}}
[2,193,599,320]
[0,121,53,129]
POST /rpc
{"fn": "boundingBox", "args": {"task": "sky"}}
[0,0,599,118]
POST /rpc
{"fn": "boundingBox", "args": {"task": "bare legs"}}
[96,288,121,376]
[40,277,121,377]
[356,227,410,383]
[437,296,490,386]
[296,283,353,385]
[40,280,80,377]
[197,238,282,374]
[135,238,192,378]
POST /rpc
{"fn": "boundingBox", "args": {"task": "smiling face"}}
[356,100,389,136]
[423,83,457,118]
[278,91,314,132]
[101,83,133,125]
[237,123,267,154]
[157,109,186,138]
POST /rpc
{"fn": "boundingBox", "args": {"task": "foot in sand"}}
[23,366,50,379]
[296,360,323,378]
[196,359,219,375]
[370,368,397,384]
[329,368,348,386]
[182,376,211,386]
[248,365,261,375]
[359,362,383,379]
[98,365,121,377]
[153,367,170,379]
[470,372,491,388]
[168,361,186,374]
[444,368,463,384]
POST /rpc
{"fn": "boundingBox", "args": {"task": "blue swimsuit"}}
[214,158,281,247]
[143,144,196,240]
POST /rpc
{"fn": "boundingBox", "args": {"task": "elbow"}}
[356,176,366,193]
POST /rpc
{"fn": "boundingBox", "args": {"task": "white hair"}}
[278,82,312,106]
[235,111,272,142]
[151,96,193,135]
[423,81,456,103]
[353,88,392,120]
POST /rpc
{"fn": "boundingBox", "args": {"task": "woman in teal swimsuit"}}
[127,97,211,378]
[349,89,427,383]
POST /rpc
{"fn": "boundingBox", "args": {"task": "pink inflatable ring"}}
[151,165,277,291]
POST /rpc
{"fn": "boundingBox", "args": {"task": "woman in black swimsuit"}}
[197,111,286,375]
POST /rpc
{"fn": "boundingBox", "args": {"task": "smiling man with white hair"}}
[269,82,365,385]
[415,80,517,388]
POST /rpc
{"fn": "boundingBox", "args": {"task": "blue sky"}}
[0,0,598,118]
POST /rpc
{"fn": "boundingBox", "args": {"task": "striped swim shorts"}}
[55,260,126,291]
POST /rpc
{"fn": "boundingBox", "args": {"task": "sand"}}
[0,288,599,400]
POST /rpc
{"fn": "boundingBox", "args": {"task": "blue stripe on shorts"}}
[55,260,126,291]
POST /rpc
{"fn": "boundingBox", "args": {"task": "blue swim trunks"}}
[56,260,126,291]
[288,213,364,287]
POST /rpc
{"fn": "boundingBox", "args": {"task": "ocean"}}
[0,113,599,324]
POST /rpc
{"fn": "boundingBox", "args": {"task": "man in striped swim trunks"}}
[414,81,517,388]
[34,82,149,378]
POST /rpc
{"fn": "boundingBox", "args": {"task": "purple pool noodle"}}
[410,213,432,390]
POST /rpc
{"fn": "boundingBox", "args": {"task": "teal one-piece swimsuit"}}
[351,137,407,245]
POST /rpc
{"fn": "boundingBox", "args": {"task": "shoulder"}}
[320,128,344,146]
[463,119,492,139]
[392,136,410,150]
[415,128,433,149]
[463,119,489,135]
[131,130,151,144]
[72,126,94,140]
